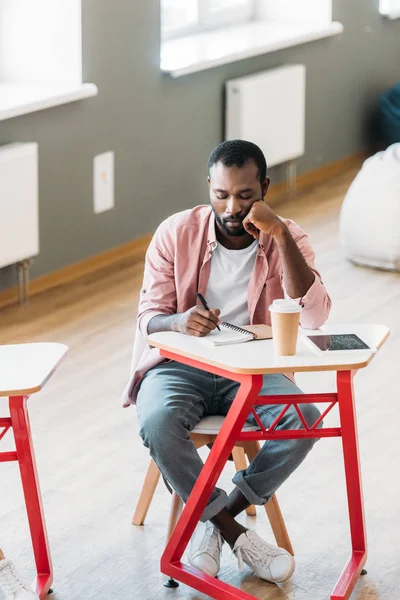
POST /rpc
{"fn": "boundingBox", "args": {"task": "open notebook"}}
[201,323,272,347]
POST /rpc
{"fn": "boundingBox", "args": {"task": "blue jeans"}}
[137,361,321,522]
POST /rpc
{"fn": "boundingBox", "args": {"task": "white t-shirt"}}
[205,240,258,326]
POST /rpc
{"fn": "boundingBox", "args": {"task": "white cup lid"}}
[269,299,302,314]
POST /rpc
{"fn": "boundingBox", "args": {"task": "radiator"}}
[225,65,306,168]
[0,142,39,270]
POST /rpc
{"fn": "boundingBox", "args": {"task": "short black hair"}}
[208,139,267,182]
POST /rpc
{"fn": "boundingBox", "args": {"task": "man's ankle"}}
[225,488,251,519]
[211,509,248,548]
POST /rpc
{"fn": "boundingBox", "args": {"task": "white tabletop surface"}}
[0,342,68,396]
[148,324,389,375]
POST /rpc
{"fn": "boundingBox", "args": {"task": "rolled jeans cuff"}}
[200,489,229,523]
[232,470,269,506]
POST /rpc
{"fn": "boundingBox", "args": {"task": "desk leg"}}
[161,374,263,600]
[9,396,53,600]
[331,371,366,600]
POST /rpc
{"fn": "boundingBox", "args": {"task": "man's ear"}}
[262,177,271,200]
[207,176,211,185]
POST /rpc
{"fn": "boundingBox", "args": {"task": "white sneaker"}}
[233,530,295,584]
[187,521,224,577]
[0,559,39,600]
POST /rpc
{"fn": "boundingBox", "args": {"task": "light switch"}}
[94,151,114,213]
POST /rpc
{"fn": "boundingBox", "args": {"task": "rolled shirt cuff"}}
[138,310,166,338]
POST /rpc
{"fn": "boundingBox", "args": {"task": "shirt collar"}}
[207,209,217,247]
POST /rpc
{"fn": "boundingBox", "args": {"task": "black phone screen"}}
[307,334,370,351]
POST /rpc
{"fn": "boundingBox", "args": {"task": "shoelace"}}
[199,524,222,560]
[0,562,27,594]
[234,534,278,573]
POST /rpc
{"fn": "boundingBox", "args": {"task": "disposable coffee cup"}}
[269,299,302,356]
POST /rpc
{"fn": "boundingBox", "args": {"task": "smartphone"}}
[305,334,370,352]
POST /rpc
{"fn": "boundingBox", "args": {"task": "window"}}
[379,0,400,18]
[161,0,341,78]
[161,0,199,38]
[0,0,82,86]
[161,0,255,39]
[0,0,97,121]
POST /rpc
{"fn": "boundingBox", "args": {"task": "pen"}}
[196,293,221,332]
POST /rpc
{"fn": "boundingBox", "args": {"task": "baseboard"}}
[0,151,366,310]
[0,234,153,309]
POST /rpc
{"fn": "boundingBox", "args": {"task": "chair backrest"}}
[122,321,146,405]
[131,322,145,374]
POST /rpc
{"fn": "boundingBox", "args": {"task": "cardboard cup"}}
[269,299,302,356]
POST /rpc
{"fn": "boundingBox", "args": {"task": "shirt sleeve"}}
[284,221,332,330]
[137,220,177,338]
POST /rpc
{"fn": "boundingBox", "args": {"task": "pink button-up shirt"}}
[122,205,331,406]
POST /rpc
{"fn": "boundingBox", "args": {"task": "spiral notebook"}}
[202,323,272,347]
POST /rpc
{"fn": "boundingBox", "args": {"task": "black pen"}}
[196,293,221,331]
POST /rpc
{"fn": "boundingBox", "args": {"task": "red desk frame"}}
[0,395,52,599]
[159,349,366,600]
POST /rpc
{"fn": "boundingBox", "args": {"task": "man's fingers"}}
[208,308,221,325]
[195,306,220,325]
[190,314,217,331]
[243,218,258,239]
[186,305,221,336]
[187,325,211,337]
[188,328,205,337]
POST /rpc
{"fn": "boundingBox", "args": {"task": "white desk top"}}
[148,324,389,375]
[0,343,68,397]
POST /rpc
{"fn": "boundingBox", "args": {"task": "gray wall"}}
[1,0,400,292]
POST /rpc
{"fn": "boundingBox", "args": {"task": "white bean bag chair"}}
[340,144,400,271]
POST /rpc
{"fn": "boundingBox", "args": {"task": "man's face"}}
[208,160,268,237]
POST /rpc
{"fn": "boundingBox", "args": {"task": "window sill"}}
[161,20,344,78]
[0,82,98,122]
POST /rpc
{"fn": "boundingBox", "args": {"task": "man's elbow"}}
[300,297,332,330]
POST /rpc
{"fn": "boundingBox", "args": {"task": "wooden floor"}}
[1,164,400,600]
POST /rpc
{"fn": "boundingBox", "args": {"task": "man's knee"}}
[138,405,184,450]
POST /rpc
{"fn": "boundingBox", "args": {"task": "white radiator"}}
[225,65,306,168]
[0,143,39,269]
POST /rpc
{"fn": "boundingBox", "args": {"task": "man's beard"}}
[213,208,247,237]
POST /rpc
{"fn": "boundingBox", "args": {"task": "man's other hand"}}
[243,200,284,239]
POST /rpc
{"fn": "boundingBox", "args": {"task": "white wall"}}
[0,0,82,85]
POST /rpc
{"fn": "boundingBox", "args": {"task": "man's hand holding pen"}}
[176,305,221,337]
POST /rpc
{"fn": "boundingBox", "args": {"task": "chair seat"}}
[193,415,259,435]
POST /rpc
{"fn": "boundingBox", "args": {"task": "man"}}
[123,140,331,583]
